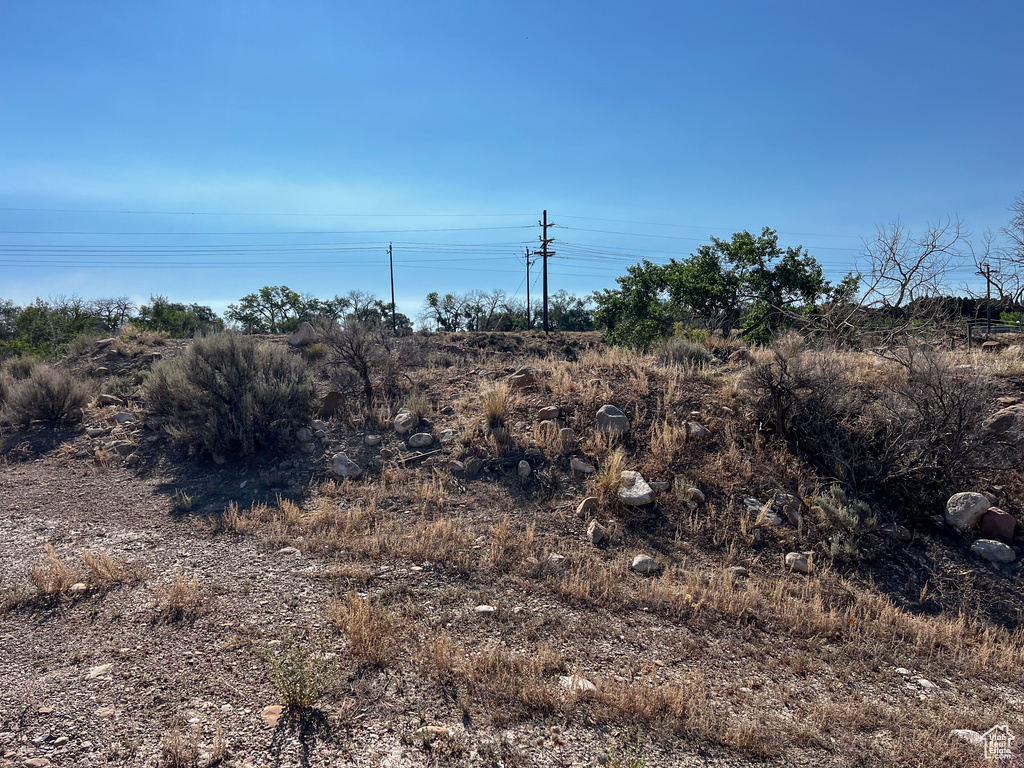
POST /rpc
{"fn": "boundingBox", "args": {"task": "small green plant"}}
[266,633,338,709]
[608,729,647,768]
[404,392,432,419]
[815,484,877,561]
[303,342,327,361]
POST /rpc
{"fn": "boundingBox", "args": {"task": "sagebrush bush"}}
[0,371,10,407]
[144,332,315,457]
[2,354,45,381]
[658,335,712,365]
[2,365,92,424]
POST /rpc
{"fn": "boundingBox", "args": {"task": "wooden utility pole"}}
[525,248,532,330]
[388,242,396,332]
[540,210,554,333]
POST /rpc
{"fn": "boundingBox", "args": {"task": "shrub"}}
[0,371,10,408]
[144,332,315,457]
[482,381,513,430]
[2,354,45,380]
[2,365,92,424]
[267,634,337,709]
[815,485,877,561]
[658,336,712,366]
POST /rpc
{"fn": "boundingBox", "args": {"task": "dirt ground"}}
[2,331,1023,768]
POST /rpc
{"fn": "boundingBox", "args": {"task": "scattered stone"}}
[558,674,597,694]
[296,428,313,443]
[311,419,327,432]
[464,457,484,476]
[727,566,749,578]
[364,434,382,446]
[649,481,671,492]
[86,427,108,438]
[212,454,227,465]
[971,538,1016,563]
[559,427,576,446]
[394,411,419,435]
[688,487,706,503]
[570,457,596,474]
[517,460,531,478]
[287,322,318,347]
[525,446,543,456]
[587,520,606,545]
[379,448,395,460]
[630,554,660,574]
[416,725,451,739]
[37,707,54,714]
[441,405,455,415]
[687,422,710,438]
[618,471,654,506]
[114,412,133,424]
[784,552,812,574]
[330,452,363,480]
[980,508,1017,543]
[108,440,134,456]
[145,416,164,431]
[537,406,561,421]
[87,663,112,679]
[945,492,991,531]
[409,433,434,448]
[538,419,562,432]
[896,668,911,676]
[596,404,630,435]
[474,605,497,616]
[774,492,803,526]
[261,705,284,726]
[916,678,938,690]
[94,706,116,718]
[276,547,300,556]
[70,582,88,595]
[576,497,598,518]
[508,367,536,388]
[24,758,52,768]
[950,729,983,746]
[983,406,1023,435]
[981,341,1004,353]
[97,394,124,407]
[439,429,459,443]
[96,337,116,347]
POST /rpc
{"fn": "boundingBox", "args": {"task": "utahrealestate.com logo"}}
[983,725,1015,761]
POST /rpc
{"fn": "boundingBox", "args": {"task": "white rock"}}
[330,452,363,480]
[784,552,812,574]
[570,457,596,474]
[950,729,983,746]
[439,429,459,443]
[576,497,598,517]
[971,538,1016,563]
[945,492,990,531]
[474,605,497,616]
[687,422,710,438]
[287,322,318,346]
[87,663,112,679]
[311,419,327,431]
[558,674,596,694]
[618,471,654,506]
[517,460,531,478]
[394,411,419,435]
[587,520,605,545]
[631,554,660,574]
[364,434,382,446]
[689,487,706,503]
[916,678,937,690]
[596,404,630,435]
[896,667,912,676]
[537,406,561,421]
[409,432,434,448]
[114,412,133,424]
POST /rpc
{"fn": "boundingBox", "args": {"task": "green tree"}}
[226,286,309,334]
[137,296,222,337]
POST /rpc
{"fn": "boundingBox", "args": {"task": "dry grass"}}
[481,380,515,430]
[160,726,200,768]
[83,550,143,586]
[592,448,626,504]
[328,590,394,667]
[153,570,207,622]
[29,545,79,596]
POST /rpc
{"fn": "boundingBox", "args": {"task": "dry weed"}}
[153,570,207,621]
[160,726,200,768]
[29,545,79,596]
[328,590,394,667]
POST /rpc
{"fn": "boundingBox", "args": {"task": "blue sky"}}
[1,1,1022,322]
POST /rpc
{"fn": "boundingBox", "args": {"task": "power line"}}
[0,206,533,218]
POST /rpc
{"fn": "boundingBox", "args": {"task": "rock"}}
[587,520,605,545]
[570,457,596,474]
[983,406,1023,435]
[296,428,313,443]
[950,729,983,747]
[474,605,497,616]
[596,404,630,435]
[576,497,598,518]
[727,566,749,578]
[687,422,710,438]
[114,412,133,424]
[94,706,116,717]
[508,367,536,388]
[558,675,597,695]
[971,539,1016,563]
[630,554,660,574]
[649,481,671,492]
[212,454,227,465]
[276,547,300,556]
[320,391,345,417]
[981,341,1003,353]
[261,705,284,726]
[439,429,459,443]
[945,492,990,531]
[729,349,753,365]
[526,446,543,456]
[97,394,124,407]
[86,427,109,438]
[394,411,419,435]
[416,725,451,740]
[109,440,134,456]
[311,419,327,431]
[687,487,705,503]
[287,322,319,347]
[409,433,434,448]
[537,406,561,421]
[69,582,88,594]
[124,453,141,465]
[379,448,395,459]
[980,508,1017,543]
[364,434,382,446]
[464,457,484,476]
[330,452,363,480]
[24,759,52,768]
[618,471,654,506]
[517,460,531,478]
[87,663,112,679]
[896,667,911,676]
[773,492,803,526]
[916,678,938,690]
[559,427,576,446]
[785,552,812,574]
[539,419,562,432]
[145,416,165,431]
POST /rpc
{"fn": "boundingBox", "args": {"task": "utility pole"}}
[524,248,532,330]
[984,260,992,334]
[388,242,396,333]
[539,210,555,333]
